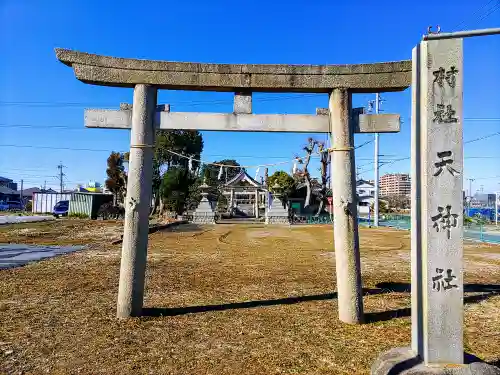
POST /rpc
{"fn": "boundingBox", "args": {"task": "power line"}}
[452,0,498,31]
[0,144,124,152]
[1,118,498,131]
[468,175,500,180]
[0,142,391,159]
[0,172,58,178]
[0,143,498,164]
[0,94,321,108]
[357,161,375,168]
[0,124,84,130]
[354,138,374,150]
[475,2,500,24]
[465,156,500,159]
[0,168,55,173]
[464,131,500,144]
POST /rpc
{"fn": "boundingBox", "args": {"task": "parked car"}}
[53,200,69,218]
[6,200,23,210]
[0,201,9,211]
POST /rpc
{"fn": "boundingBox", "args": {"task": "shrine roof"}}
[225,170,262,188]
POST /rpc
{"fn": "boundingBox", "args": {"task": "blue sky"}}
[1,0,499,193]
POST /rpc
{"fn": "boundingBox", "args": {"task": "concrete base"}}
[266,216,291,225]
[191,214,216,225]
[192,196,216,224]
[265,197,290,225]
[371,348,500,375]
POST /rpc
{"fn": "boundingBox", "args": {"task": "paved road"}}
[0,215,55,225]
[0,244,85,270]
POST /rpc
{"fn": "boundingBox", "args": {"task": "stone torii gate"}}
[55,48,411,321]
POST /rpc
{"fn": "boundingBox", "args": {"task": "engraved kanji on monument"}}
[422,38,464,365]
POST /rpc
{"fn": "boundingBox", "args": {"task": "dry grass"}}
[0,221,499,375]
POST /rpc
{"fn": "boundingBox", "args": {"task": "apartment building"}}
[380,173,411,197]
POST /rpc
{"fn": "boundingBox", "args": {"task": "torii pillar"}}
[55,48,410,320]
[116,84,157,318]
[330,88,363,323]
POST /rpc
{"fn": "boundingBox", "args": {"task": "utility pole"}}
[373,93,381,226]
[57,163,66,193]
[496,190,499,227]
[20,179,24,209]
[468,178,475,198]
[467,178,475,216]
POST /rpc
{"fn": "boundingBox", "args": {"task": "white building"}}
[356,179,375,214]
[222,169,267,218]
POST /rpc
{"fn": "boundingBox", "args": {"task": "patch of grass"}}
[0,219,122,245]
[68,212,90,219]
[0,223,498,374]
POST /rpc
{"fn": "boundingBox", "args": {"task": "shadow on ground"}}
[143,288,387,317]
[152,222,203,233]
[364,282,500,323]
[375,282,500,294]
[143,282,499,320]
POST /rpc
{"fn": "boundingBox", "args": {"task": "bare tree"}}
[315,142,330,216]
[294,138,315,207]
[294,138,330,213]
[383,195,410,212]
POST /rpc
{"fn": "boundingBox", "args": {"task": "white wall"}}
[356,183,375,197]
[33,193,72,214]
[358,196,374,214]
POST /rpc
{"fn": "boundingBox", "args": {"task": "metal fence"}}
[463,223,500,244]
[291,214,333,224]
[377,215,500,244]
[288,213,500,244]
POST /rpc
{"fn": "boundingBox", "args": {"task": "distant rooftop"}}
[0,186,18,195]
[356,179,374,187]
[0,176,14,183]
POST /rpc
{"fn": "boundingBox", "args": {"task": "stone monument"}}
[265,183,290,225]
[192,179,216,224]
[371,31,500,375]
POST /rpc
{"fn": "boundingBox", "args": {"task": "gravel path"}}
[0,215,55,225]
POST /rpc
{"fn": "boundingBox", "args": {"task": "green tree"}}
[201,159,241,203]
[160,167,199,215]
[155,130,204,170]
[105,151,127,205]
[202,159,241,186]
[153,130,204,214]
[371,200,389,214]
[268,171,296,201]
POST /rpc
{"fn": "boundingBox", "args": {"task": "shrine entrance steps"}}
[216,217,265,225]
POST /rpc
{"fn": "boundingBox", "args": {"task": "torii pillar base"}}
[372,347,500,375]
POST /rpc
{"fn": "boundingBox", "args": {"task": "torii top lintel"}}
[55,48,411,93]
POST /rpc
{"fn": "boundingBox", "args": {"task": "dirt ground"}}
[0,220,499,375]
